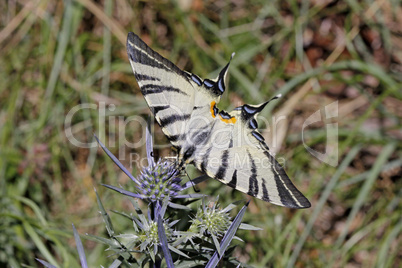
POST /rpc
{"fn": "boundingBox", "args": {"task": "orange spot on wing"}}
[219,115,237,124]
[211,101,236,124]
[210,101,216,118]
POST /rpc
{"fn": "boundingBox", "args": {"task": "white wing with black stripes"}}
[127,32,310,209]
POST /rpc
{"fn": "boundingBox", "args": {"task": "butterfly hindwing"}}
[127,32,310,209]
[191,107,310,208]
[197,146,310,208]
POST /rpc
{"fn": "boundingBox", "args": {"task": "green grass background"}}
[0,0,401,267]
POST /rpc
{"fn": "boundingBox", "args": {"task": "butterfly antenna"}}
[185,171,200,193]
[267,93,282,103]
[273,93,282,100]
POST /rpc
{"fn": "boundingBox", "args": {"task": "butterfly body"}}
[127,32,310,209]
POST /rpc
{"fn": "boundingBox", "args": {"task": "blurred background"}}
[0,0,401,267]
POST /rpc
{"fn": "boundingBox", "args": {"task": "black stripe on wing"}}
[141,84,189,96]
[200,147,212,174]
[127,32,190,82]
[136,74,160,81]
[150,105,170,115]
[252,131,270,150]
[263,151,311,209]
[159,114,191,128]
[215,150,229,180]
[246,150,259,197]
[191,130,210,145]
[228,136,233,148]
[166,134,181,142]
[261,178,270,202]
[228,170,237,188]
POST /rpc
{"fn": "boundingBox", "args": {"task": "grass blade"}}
[72,224,88,268]
[38,0,74,128]
[287,145,362,268]
[95,188,115,237]
[329,142,397,265]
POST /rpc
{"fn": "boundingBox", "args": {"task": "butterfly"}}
[126,32,310,209]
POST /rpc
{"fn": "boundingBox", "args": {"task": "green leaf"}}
[212,234,221,256]
[168,245,190,259]
[24,221,58,267]
[95,188,115,237]
[238,223,262,231]
[206,201,249,268]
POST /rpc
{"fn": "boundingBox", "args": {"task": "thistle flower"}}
[190,198,232,237]
[138,220,172,247]
[94,125,195,203]
[137,159,183,202]
[120,204,177,256]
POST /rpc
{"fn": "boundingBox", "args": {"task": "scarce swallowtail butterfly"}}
[126,32,310,209]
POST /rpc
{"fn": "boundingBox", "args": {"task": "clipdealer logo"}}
[64,101,339,167]
[302,101,339,167]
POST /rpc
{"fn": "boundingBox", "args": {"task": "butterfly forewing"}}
[126,32,311,209]
[127,33,195,145]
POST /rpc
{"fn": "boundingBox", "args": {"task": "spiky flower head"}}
[190,199,231,237]
[138,159,183,202]
[137,219,174,251]
[94,124,187,203]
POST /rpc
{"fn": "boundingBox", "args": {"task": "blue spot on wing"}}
[204,79,214,88]
[249,118,258,129]
[219,111,232,119]
[218,78,225,93]
[252,131,265,142]
[244,105,259,115]
[191,74,202,86]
